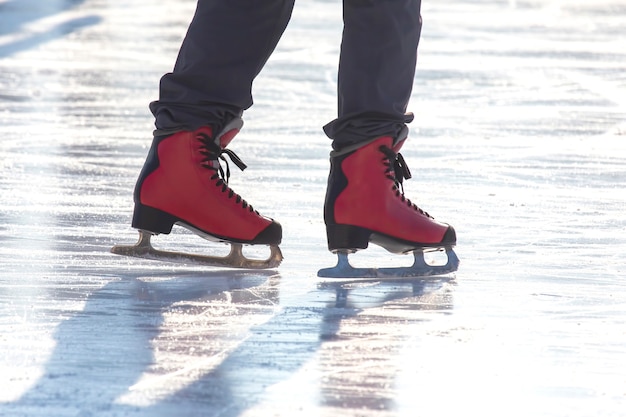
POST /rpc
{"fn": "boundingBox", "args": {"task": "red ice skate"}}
[111,118,283,268]
[318,133,459,278]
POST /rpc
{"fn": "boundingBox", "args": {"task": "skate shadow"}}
[138,276,454,416]
[316,277,455,411]
[0,0,101,58]
[318,275,456,311]
[1,269,279,416]
[317,277,455,343]
[1,271,453,416]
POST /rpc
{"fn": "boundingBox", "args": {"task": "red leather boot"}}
[320,134,458,277]
[113,118,282,268]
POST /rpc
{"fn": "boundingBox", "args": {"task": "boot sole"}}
[326,224,456,254]
[131,203,282,245]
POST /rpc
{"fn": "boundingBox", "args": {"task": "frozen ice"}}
[1,0,625,416]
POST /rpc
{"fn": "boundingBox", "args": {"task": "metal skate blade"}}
[317,247,459,279]
[111,231,283,269]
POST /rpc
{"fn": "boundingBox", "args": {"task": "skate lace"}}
[196,133,257,213]
[379,145,433,218]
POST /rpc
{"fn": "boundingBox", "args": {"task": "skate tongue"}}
[212,120,246,175]
[216,117,244,148]
[218,128,239,148]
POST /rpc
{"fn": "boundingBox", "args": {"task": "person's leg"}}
[324,0,422,149]
[321,0,457,275]
[128,0,296,260]
[150,0,296,136]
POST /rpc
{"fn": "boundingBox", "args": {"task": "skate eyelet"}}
[379,145,433,218]
[196,132,258,213]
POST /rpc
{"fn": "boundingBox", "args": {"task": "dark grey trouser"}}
[150,0,422,149]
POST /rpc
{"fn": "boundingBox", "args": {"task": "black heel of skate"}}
[326,224,371,252]
[131,204,178,235]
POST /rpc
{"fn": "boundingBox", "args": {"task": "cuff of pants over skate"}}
[324,111,414,150]
[150,100,243,138]
[328,125,409,158]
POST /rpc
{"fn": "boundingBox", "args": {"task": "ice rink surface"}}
[1,0,625,416]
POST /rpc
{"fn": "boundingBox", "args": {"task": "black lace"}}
[379,145,432,218]
[196,133,256,213]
